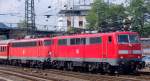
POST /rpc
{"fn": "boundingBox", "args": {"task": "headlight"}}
[120,56,124,59]
[119,50,128,54]
[138,56,141,59]
[133,50,142,54]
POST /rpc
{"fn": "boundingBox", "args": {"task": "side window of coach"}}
[58,39,67,45]
[89,37,102,44]
[0,47,2,52]
[0,46,6,52]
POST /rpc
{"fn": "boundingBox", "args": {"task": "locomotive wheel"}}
[56,65,62,69]
[40,63,45,70]
[109,66,116,74]
[102,63,111,73]
[11,60,17,66]
[55,62,63,70]
[88,64,94,72]
[99,68,105,74]
[30,62,34,68]
[37,62,45,69]
[67,62,74,71]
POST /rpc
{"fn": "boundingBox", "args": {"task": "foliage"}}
[142,23,150,37]
[86,0,127,32]
[86,0,150,37]
[128,0,147,36]
[17,20,27,29]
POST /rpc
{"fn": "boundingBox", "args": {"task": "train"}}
[0,31,145,73]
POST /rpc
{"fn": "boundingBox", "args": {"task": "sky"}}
[0,0,126,30]
[0,0,55,23]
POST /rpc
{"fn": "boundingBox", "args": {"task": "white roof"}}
[0,39,14,45]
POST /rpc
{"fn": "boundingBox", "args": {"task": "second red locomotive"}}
[0,38,52,68]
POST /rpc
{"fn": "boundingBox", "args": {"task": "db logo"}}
[76,49,79,54]
[23,50,25,55]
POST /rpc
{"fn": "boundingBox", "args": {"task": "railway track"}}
[0,76,14,81]
[0,65,68,81]
[43,69,149,81]
[0,69,54,81]
[0,65,149,81]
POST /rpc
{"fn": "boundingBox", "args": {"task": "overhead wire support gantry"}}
[25,0,36,35]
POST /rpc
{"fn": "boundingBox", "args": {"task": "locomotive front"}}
[116,32,145,73]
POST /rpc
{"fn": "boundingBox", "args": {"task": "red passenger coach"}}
[9,38,52,67]
[51,32,144,73]
[0,40,12,63]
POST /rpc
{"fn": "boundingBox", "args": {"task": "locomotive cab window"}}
[129,35,139,43]
[89,37,102,44]
[118,34,139,43]
[108,36,112,43]
[39,41,43,46]
[118,35,129,43]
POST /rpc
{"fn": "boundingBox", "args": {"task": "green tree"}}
[16,20,28,37]
[17,20,27,29]
[86,9,97,30]
[127,0,150,37]
[128,0,145,35]
[86,0,127,32]
[86,0,150,37]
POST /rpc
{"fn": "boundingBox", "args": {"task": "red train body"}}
[0,40,11,61]
[9,38,52,62]
[0,32,145,73]
[51,32,144,72]
[0,38,52,67]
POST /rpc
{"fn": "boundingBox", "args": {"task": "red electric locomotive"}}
[9,37,52,67]
[51,31,144,73]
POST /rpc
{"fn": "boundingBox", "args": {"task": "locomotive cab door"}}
[102,36,108,62]
[102,35,114,63]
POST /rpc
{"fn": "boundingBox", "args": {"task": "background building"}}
[58,0,93,31]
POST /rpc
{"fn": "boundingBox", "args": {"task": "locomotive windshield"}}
[118,34,139,43]
[118,35,129,43]
[129,35,139,43]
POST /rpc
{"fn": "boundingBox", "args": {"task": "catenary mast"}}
[25,0,36,35]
